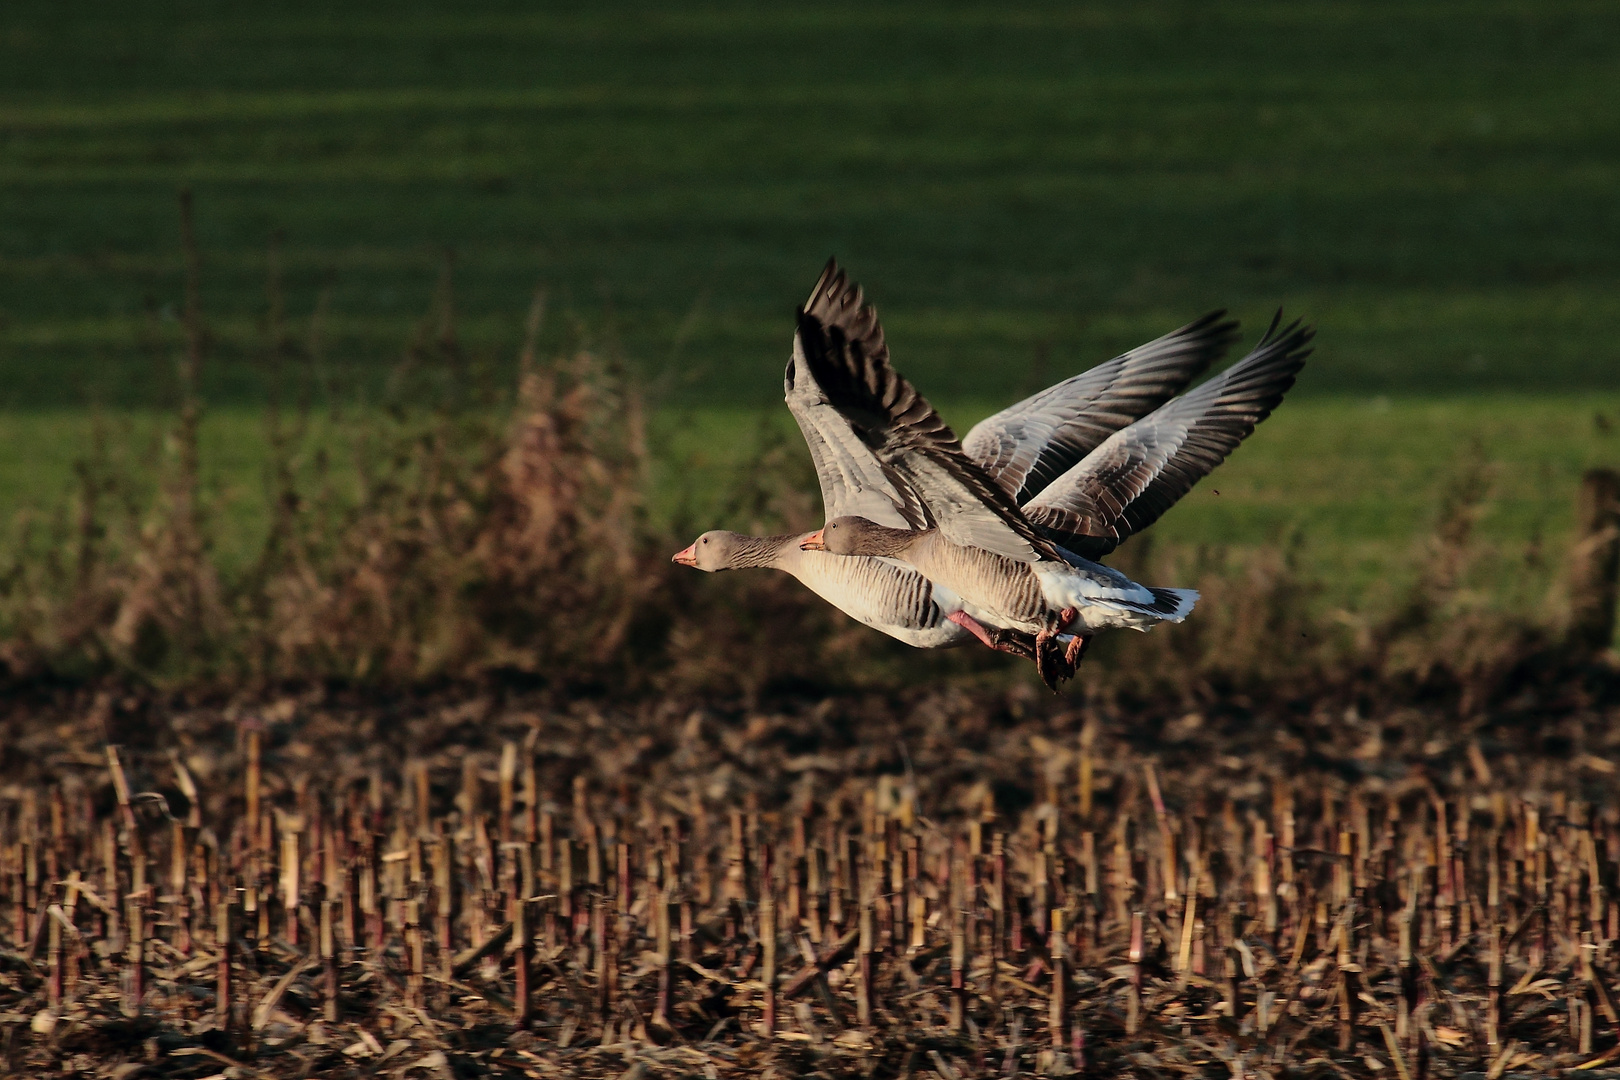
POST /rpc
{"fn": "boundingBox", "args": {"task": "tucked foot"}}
[1035,629,1059,690]
[1031,631,1090,692]
[1030,609,1084,691]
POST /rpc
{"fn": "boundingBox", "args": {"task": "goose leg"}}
[947,610,1022,654]
[1065,634,1092,667]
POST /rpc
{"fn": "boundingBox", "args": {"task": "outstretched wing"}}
[964,310,1240,505]
[794,300,1062,564]
[784,260,927,530]
[1022,314,1314,559]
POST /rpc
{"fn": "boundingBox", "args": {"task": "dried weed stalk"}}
[0,212,1605,703]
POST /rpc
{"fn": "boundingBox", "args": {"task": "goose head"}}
[800,516,914,557]
[671,530,745,571]
[672,530,793,571]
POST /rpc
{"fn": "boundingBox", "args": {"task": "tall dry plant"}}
[252,290,647,687]
[94,192,227,678]
[0,201,1594,706]
[0,228,655,690]
[1369,446,1557,710]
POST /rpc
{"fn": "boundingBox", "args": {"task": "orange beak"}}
[671,543,698,567]
[800,528,827,551]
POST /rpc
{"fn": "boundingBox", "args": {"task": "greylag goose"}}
[797,302,1313,684]
[673,261,1238,673]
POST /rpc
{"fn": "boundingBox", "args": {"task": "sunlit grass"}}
[8,393,1609,616]
[655,393,1620,611]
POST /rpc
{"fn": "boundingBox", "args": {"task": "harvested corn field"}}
[2,674,1619,1079]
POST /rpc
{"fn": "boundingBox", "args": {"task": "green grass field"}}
[664,393,1620,609]
[3,393,1615,619]
[1,1,1617,408]
[0,1,1616,616]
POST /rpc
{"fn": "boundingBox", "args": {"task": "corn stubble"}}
[2,201,1620,1077]
[0,686,1619,1078]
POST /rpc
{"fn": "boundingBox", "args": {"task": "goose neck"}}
[859,524,925,558]
[725,533,801,570]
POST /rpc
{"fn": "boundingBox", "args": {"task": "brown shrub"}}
[0,224,1598,709]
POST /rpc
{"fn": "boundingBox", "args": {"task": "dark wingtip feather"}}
[805,258,845,309]
[1190,308,1241,340]
[1170,310,1244,379]
[1255,308,1316,359]
[799,260,888,374]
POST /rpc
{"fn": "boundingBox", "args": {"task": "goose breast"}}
[783,548,971,649]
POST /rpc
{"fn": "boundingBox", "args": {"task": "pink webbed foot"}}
[1065,634,1092,667]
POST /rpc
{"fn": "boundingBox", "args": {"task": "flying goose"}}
[796,299,1313,684]
[673,261,1238,675]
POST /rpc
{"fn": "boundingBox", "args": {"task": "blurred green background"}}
[1,1,1617,604]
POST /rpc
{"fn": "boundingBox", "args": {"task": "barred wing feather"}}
[963,310,1239,504]
[784,261,928,530]
[1022,314,1314,559]
[792,305,1061,564]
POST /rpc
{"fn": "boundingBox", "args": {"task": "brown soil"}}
[1,668,1619,1078]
